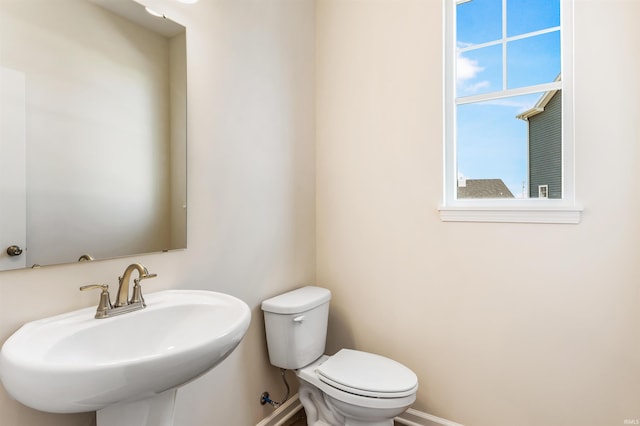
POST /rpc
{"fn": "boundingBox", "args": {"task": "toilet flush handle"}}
[293,315,305,323]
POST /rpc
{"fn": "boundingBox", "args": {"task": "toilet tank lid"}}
[261,286,331,314]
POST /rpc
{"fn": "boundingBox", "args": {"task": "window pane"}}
[456,93,548,199]
[507,0,560,37]
[456,0,502,46]
[456,44,502,97]
[507,30,560,89]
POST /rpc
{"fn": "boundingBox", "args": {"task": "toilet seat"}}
[297,355,417,412]
[316,349,418,398]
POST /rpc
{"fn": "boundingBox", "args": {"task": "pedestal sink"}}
[0,290,251,426]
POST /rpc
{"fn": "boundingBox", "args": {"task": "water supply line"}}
[260,369,290,408]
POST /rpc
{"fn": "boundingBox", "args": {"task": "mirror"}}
[0,0,187,272]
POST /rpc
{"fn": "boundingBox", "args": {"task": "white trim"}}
[443,0,457,209]
[396,408,465,426]
[560,0,576,206]
[255,393,303,426]
[255,394,465,426]
[438,205,582,224]
[502,0,507,89]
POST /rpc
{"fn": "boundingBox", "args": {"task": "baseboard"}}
[395,408,465,426]
[256,393,304,426]
[256,394,463,426]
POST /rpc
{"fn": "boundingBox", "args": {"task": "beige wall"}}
[0,0,315,425]
[316,1,640,426]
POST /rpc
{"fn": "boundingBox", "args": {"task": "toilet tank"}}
[261,286,331,370]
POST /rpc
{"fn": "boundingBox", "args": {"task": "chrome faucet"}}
[80,263,157,319]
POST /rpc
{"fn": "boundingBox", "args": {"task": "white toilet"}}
[261,286,418,426]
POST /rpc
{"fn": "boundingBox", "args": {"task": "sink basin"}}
[0,290,250,423]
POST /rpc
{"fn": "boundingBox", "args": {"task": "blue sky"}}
[455,0,560,197]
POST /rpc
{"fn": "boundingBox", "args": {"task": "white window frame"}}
[439,0,582,224]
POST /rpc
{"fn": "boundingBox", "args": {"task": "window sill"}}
[438,205,582,224]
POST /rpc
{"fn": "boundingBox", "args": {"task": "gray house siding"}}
[528,90,562,198]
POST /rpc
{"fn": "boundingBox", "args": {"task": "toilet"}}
[261,286,418,426]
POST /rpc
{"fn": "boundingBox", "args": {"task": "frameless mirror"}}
[0,0,187,272]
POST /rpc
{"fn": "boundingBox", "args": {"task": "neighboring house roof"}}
[516,74,562,121]
[457,179,514,198]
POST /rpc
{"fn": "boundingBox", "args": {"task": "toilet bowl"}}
[297,352,417,426]
[261,286,418,426]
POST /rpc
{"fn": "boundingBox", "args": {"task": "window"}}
[440,0,581,223]
[538,185,549,199]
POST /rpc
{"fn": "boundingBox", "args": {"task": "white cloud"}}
[466,80,490,92]
[456,41,474,49]
[456,51,483,83]
[456,51,491,95]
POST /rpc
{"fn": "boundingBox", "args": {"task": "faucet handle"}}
[80,284,108,292]
[130,273,157,306]
[80,284,113,318]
